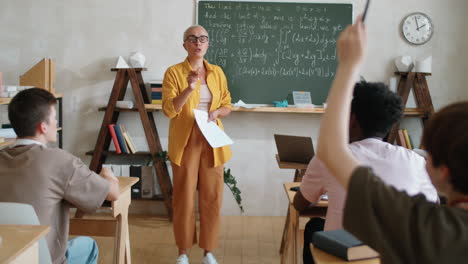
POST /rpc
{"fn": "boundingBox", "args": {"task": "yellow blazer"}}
[162,58,232,167]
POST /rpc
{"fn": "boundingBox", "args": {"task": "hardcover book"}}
[108,124,122,154]
[312,229,379,261]
[113,124,129,154]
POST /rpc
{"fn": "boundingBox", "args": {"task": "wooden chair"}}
[281,182,328,264]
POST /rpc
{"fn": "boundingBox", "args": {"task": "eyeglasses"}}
[185,35,209,43]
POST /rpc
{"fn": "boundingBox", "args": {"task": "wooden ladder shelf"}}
[387,72,434,145]
[90,68,173,220]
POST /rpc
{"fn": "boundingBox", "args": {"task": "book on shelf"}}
[130,166,142,198]
[150,81,162,105]
[402,129,413,149]
[113,124,129,154]
[141,166,154,198]
[397,129,407,149]
[312,229,379,261]
[108,124,122,154]
[120,124,137,154]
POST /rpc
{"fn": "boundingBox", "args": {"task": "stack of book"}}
[150,81,162,104]
[102,164,158,199]
[397,129,413,149]
[108,124,138,154]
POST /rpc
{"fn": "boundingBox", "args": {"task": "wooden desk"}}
[276,154,308,182]
[281,182,328,264]
[0,225,50,264]
[70,177,138,264]
[311,247,380,264]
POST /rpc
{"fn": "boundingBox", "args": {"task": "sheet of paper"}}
[0,128,16,138]
[233,99,271,109]
[193,109,233,148]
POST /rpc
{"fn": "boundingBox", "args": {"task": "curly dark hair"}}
[8,88,57,138]
[422,102,468,195]
[351,82,404,138]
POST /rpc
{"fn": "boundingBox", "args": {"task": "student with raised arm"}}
[316,16,468,263]
[295,81,438,264]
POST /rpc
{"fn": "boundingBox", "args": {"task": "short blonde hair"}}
[183,25,209,41]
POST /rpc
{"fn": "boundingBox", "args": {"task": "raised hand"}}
[187,69,200,90]
[336,15,367,68]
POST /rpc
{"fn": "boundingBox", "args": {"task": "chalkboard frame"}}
[196,0,354,105]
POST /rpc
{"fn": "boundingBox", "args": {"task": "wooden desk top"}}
[276,154,308,170]
[283,182,328,207]
[311,247,380,264]
[118,177,139,194]
[0,224,50,263]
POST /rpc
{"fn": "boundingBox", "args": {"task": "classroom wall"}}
[0,0,467,216]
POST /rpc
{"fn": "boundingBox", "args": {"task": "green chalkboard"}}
[197,1,352,104]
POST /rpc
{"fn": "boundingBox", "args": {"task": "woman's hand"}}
[187,69,200,90]
[208,109,220,122]
[208,107,231,122]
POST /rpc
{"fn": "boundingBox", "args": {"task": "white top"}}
[300,138,438,230]
[197,84,212,111]
[11,138,46,147]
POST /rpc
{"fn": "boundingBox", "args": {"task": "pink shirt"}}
[300,138,438,231]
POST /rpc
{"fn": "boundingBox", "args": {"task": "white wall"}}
[0,0,467,215]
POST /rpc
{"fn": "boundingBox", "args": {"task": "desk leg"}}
[290,204,298,264]
[114,214,125,264]
[125,215,131,264]
[280,210,290,254]
[293,169,306,182]
[112,189,131,264]
[280,207,290,264]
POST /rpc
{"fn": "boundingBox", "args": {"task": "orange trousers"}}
[171,123,224,251]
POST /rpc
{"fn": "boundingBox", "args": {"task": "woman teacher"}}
[162,25,232,264]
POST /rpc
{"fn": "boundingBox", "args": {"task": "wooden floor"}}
[93,215,287,264]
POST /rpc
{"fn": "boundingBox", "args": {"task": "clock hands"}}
[414,16,420,31]
[417,24,427,30]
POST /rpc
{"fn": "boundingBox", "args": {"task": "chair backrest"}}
[0,202,52,264]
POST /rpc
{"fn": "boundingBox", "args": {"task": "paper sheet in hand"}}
[193,109,233,148]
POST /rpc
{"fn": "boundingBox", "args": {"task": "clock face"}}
[402,12,434,45]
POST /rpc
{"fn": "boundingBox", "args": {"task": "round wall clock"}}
[402,12,434,45]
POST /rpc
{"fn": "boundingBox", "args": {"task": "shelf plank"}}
[132,195,164,201]
[0,93,63,105]
[106,103,424,115]
[395,71,432,76]
[0,139,15,148]
[110,68,147,72]
[86,150,152,156]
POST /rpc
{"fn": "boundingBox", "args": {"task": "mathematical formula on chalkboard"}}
[198,1,352,104]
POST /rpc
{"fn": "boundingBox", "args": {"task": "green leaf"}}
[224,167,244,213]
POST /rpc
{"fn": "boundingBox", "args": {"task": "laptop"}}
[274,134,315,164]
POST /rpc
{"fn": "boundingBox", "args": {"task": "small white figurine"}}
[129,52,146,68]
[394,56,414,72]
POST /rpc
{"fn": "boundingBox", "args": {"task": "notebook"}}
[274,134,315,164]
